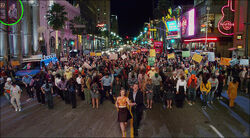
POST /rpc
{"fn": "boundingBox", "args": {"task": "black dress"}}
[175,86,185,108]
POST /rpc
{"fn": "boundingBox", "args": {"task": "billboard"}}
[181,8,196,37]
[153,41,163,53]
[166,21,179,31]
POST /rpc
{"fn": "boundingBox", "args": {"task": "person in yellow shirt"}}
[200,75,211,109]
[227,78,239,108]
[64,68,72,80]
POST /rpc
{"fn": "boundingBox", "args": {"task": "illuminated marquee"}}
[166,21,179,31]
[188,8,195,36]
[218,0,235,35]
[181,8,195,37]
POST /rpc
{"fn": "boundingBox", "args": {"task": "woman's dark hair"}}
[181,75,185,80]
[61,77,65,82]
[202,73,209,84]
[233,77,237,83]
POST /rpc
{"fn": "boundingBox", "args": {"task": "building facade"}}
[94,0,111,32]
[0,0,80,65]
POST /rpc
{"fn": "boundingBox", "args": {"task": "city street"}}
[1,91,249,137]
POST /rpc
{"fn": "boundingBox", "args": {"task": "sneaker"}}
[26,98,31,102]
[188,102,192,106]
[216,97,220,100]
[220,97,223,100]
[211,101,213,104]
[19,108,22,112]
[15,108,18,112]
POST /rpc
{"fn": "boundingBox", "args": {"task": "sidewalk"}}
[221,91,250,115]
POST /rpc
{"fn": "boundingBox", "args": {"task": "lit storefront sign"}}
[184,37,218,43]
[181,8,196,37]
[218,0,235,36]
[166,21,179,31]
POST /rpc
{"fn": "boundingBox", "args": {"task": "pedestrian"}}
[128,83,144,137]
[58,77,67,103]
[151,73,162,103]
[101,73,114,104]
[10,81,22,112]
[76,74,85,100]
[67,78,77,108]
[4,77,12,104]
[217,72,225,99]
[176,75,187,108]
[84,74,92,105]
[208,75,219,104]
[145,79,153,109]
[33,76,45,104]
[200,74,211,109]
[163,77,174,109]
[239,67,247,93]
[41,80,54,109]
[90,79,100,109]
[115,89,134,137]
[187,74,198,105]
[227,78,239,108]
[22,74,34,101]
[112,75,122,100]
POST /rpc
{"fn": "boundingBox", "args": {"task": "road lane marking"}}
[209,124,224,138]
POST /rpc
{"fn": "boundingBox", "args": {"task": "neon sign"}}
[218,0,235,35]
[188,8,195,36]
[181,16,187,35]
[166,21,179,31]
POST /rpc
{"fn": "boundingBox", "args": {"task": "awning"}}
[228,47,237,51]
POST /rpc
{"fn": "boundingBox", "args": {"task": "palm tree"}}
[46,3,68,58]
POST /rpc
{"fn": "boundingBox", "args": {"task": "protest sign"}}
[168,53,175,59]
[220,57,231,66]
[90,52,95,56]
[150,49,156,57]
[240,59,249,66]
[229,59,239,66]
[182,51,190,57]
[121,54,127,59]
[60,57,67,62]
[110,54,118,60]
[96,52,102,56]
[207,52,215,62]
[148,57,155,66]
[192,53,203,63]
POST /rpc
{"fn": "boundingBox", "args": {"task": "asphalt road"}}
[0,92,249,137]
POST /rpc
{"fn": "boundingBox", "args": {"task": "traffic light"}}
[144,27,148,32]
[171,39,175,43]
[134,37,137,41]
[70,41,74,46]
[126,36,129,39]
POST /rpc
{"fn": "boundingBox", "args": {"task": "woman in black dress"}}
[175,75,187,108]
[163,77,174,109]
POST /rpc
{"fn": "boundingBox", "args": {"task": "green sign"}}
[148,57,155,66]
[182,51,190,57]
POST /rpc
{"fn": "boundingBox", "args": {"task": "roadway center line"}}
[209,124,224,138]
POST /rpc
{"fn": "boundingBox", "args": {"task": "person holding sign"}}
[227,78,239,108]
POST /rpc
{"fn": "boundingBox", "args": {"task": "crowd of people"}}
[0,50,249,137]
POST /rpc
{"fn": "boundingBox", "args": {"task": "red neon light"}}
[184,37,218,42]
[218,0,234,36]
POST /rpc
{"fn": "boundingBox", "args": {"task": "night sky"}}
[111,0,193,38]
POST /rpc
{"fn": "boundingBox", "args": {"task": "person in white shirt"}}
[175,75,187,108]
[10,82,22,112]
[76,74,85,100]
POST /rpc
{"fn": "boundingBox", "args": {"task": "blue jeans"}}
[188,88,196,102]
[201,92,208,106]
[4,92,11,103]
[208,87,216,102]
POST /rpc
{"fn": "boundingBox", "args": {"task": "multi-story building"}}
[181,0,235,57]
[94,0,111,32]
[0,0,80,66]
[110,15,119,34]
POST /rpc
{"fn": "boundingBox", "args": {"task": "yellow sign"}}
[192,53,203,63]
[168,53,175,59]
[96,52,102,56]
[220,57,231,66]
[90,52,95,56]
[11,61,20,66]
[150,49,156,57]
[149,29,157,31]
[0,61,3,67]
